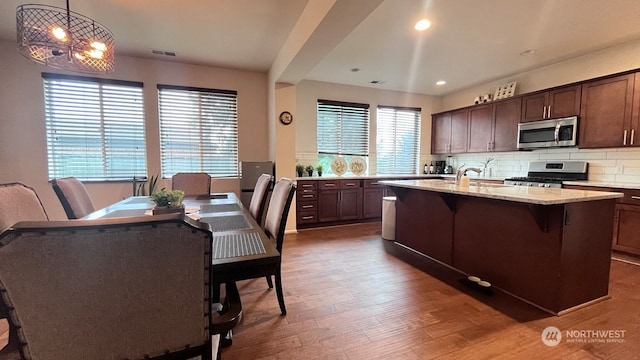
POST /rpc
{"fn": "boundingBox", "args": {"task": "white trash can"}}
[381,196,396,240]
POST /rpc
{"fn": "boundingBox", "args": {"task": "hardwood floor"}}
[221,223,640,360]
[1,223,638,358]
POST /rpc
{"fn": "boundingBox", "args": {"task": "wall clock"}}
[279,111,293,125]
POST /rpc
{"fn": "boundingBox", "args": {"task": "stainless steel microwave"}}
[517,116,578,149]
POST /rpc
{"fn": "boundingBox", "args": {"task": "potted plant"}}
[150,188,185,215]
[316,164,324,177]
[305,165,314,177]
[132,174,158,196]
[296,164,304,177]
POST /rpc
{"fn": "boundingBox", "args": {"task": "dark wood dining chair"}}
[262,177,297,315]
[172,172,211,196]
[247,174,272,226]
[0,214,242,360]
[51,177,95,219]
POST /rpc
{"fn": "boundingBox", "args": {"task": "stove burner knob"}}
[527,183,534,187]
[538,183,545,188]
[545,184,552,188]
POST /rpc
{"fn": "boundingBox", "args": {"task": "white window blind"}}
[43,73,146,181]
[376,105,421,174]
[158,85,238,177]
[317,99,370,156]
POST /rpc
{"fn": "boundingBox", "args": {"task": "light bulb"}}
[90,41,107,51]
[87,49,104,59]
[51,26,67,41]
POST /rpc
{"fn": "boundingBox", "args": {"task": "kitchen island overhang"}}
[380,179,624,315]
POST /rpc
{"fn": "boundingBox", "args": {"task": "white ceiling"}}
[2,0,640,96]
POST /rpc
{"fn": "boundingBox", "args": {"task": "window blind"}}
[43,73,146,181]
[317,99,369,156]
[158,85,238,177]
[376,105,421,174]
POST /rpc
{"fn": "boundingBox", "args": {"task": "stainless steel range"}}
[504,161,588,188]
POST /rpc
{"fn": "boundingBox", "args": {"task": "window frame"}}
[157,84,239,178]
[376,105,421,175]
[42,72,146,181]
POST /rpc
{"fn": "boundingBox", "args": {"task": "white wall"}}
[294,79,439,174]
[436,39,640,184]
[0,39,270,220]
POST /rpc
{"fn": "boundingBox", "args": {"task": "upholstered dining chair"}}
[247,174,272,226]
[262,177,297,315]
[0,183,49,232]
[51,177,95,219]
[172,172,212,196]
[0,214,242,360]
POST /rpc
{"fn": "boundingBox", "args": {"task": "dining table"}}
[83,192,281,344]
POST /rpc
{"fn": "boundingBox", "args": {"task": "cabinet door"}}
[548,85,581,118]
[579,74,634,148]
[363,187,384,219]
[492,97,521,152]
[612,204,640,255]
[467,104,493,153]
[431,113,451,154]
[449,109,469,153]
[318,190,339,222]
[631,72,640,147]
[521,92,548,122]
[339,189,362,221]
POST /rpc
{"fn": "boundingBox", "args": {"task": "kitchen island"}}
[381,179,623,315]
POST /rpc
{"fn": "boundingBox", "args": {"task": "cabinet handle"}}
[548,105,551,118]
[324,183,336,187]
[302,205,314,209]
[370,181,379,185]
[630,196,640,200]
[345,183,356,186]
[303,194,313,198]
[302,216,314,220]
[302,184,314,188]
[543,106,547,119]
[487,142,491,151]
[623,130,628,145]
[632,129,635,145]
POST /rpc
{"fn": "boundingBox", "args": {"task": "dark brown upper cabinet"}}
[521,85,581,122]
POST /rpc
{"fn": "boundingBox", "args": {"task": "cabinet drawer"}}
[618,188,640,205]
[297,210,318,224]
[339,179,361,189]
[297,189,317,201]
[297,201,317,211]
[363,179,386,188]
[297,180,317,190]
[318,180,340,190]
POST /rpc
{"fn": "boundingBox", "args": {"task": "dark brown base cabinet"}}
[564,185,640,256]
[297,177,413,229]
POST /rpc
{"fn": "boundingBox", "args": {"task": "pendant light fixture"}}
[16,0,115,74]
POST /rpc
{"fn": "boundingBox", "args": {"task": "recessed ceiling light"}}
[436,80,446,86]
[520,49,536,56]
[415,19,431,31]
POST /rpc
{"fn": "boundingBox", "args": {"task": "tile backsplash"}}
[427,147,640,184]
[299,147,640,184]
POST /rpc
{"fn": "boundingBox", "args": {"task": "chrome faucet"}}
[456,166,482,184]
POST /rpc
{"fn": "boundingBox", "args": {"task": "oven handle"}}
[554,122,561,143]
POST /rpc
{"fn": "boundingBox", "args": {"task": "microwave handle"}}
[554,122,561,143]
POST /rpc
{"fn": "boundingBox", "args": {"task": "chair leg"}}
[265,275,273,289]
[275,269,286,315]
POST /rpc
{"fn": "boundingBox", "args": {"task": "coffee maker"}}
[435,161,446,174]
[444,156,454,174]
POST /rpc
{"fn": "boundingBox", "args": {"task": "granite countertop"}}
[563,180,640,190]
[380,179,623,205]
[295,174,453,181]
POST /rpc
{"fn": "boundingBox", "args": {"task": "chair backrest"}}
[0,214,213,360]
[51,177,95,219]
[248,174,272,225]
[263,178,296,253]
[172,172,211,196]
[0,183,49,232]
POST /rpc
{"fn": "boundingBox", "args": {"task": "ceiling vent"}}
[370,80,385,84]
[151,49,177,57]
